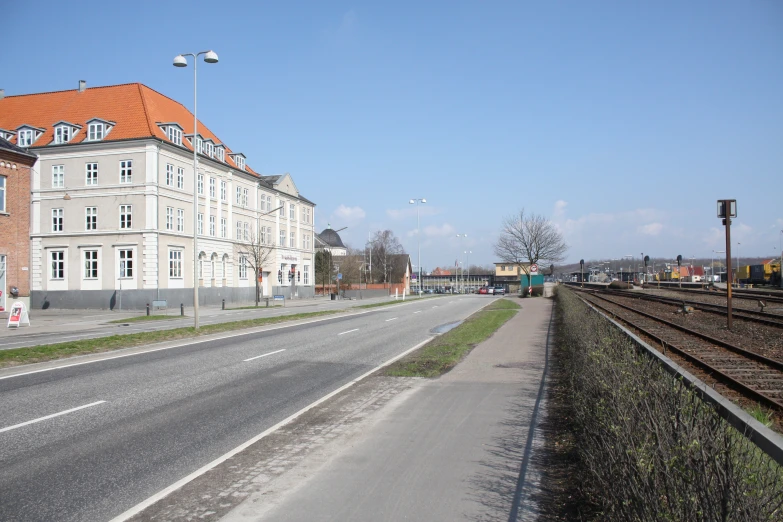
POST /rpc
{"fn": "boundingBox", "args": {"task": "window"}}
[119,249,133,277]
[266,195,272,211]
[289,203,295,220]
[197,174,204,195]
[167,126,182,146]
[83,250,98,279]
[177,209,184,232]
[86,163,98,186]
[239,256,247,279]
[169,250,183,278]
[51,251,65,279]
[236,187,242,205]
[88,123,104,141]
[303,265,309,285]
[85,207,97,231]
[120,160,132,184]
[205,142,214,157]
[52,165,64,188]
[242,188,249,207]
[267,226,273,244]
[119,205,132,229]
[235,156,245,170]
[0,176,5,212]
[304,233,311,251]
[54,126,71,144]
[278,199,284,216]
[196,137,203,154]
[166,164,174,186]
[198,213,204,235]
[290,231,295,248]
[209,215,215,236]
[220,217,227,238]
[243,222,249,241]
[209,177,216,199]
[166,207,174,230]
[18,129,34,147]
[52,208,63,232]
[177,167,184,189]
[279,229,285,246]
[236,221,242,240]
[302,207,311,224]
[220,180,227,201]
[216,147,225,162]
[260,227,266,245]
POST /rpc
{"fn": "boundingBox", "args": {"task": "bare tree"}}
[367,230,404,283]
[236,227,275,306]
[494,209,568,285]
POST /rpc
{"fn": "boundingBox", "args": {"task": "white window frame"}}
[266,195,272,211]
[166,207,174,230]
[209,215,215,236]
[119,205,132,230]
[209,177,216,199]
[205,142,214,157]
[289,203,295,220]
[220,180,227,201]
[166,164,174,186]
[235,156,245,170]
[278,199,284,217]
[260,227,266,245]
[216,147,225,162]
[119,249,133,278]
[243,222,249,242]
[304,233,311,250]
[289,231,295,248]
[220,217,227,238]
[236,187,242,205]
[86,163,98,186]
[52,165,64,188]
[197,174,204,195]
[88,123,104,141]
[85,207,97,231]
[242,188,249,207]
[169,249,183,278]
[51,251,65,279]
[83,250,98,279]
[177,208,184,232]
[279,229,285,246]
[303,265,310,285]
[177,167,184,189]
[52,208,64,232]
[54,125,71,144]
[198,213,204,235]
[18,129,34,147]
[119,160,132,184]
[167,126,182,146]
[236,221,242,240]
[239,256,248,279]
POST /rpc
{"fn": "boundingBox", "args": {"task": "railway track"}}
[576,290,783,412]
[646,285,783,304]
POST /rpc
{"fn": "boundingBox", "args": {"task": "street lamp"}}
[173,49,219,330]
[409,198,426,295]
[456,233,467,292]
[465,250,472,292]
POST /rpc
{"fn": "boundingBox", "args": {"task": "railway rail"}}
[574,288,783,413]
[646,285,783,304]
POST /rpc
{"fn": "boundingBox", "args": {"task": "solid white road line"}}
[0,400,106,434]
[385,318,398,322]
[243,349,286,362]
[413,311,422,314]
[108,337,435,522]
[338,329,359,336]
[433,305,438,308]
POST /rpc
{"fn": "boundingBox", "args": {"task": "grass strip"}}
[108,315,183,323]
[354,295,447,310]
[0,310,341,369]
[383,299,520,377]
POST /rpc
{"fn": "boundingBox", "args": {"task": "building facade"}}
[0,138,37,311]
[0,82,316,309]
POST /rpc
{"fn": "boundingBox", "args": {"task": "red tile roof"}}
[0,83,256,175]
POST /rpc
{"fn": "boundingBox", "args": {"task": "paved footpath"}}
[221,297,553,522]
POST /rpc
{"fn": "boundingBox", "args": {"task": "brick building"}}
[0,137,36,311]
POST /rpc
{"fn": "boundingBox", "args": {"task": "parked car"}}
[487,287,494,294]
[478,287,488,295]
[494,286,506,295]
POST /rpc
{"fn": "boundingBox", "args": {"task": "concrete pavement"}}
[222,297,552,521]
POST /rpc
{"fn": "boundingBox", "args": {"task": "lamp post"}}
[456,233,467,292]
[409,198,426,295]
[465,250,472,292]
[173,49,219,330]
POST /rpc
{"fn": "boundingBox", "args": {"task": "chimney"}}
[0,89,4,100]
[78,80,86,92]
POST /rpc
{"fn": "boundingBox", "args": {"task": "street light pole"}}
[409,199,426,295]
[456,233,467,292]
[173,50,218,330]
[465,250,472,292]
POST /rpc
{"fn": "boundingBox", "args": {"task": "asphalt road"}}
[0,295,491,522]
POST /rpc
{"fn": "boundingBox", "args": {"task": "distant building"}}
[315,225,347,256]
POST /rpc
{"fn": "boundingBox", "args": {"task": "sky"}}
[4,1,782,270]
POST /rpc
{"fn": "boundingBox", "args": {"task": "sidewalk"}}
[223,297,553,522]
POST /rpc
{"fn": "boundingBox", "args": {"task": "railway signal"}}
[717,199,737,330]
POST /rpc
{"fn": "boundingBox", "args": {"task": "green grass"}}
[383,299,520,377]
[0,310,342,369]
[108,314,183,324]
[748,403,774,427]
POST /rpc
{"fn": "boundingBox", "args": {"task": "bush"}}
[555,287,783,521]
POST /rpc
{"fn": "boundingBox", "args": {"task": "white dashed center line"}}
[0,401,107,434]
[338,329,359,336]
[243,349,286,362]
[413,311,422,314]
[385,318,398,322]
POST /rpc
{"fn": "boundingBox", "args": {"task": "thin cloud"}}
[386,206,441,220]
[423,223,455,237]
[331,204,365,224]
[638,223,663,236]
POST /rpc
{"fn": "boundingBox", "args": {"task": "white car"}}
[487,287,494,294]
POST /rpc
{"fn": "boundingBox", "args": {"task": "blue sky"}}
[5,1,782,269]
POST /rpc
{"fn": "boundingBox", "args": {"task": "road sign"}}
[7,301,30,328]
[337,273,342,280]
[530,263,539,274]
[273,295,285,301]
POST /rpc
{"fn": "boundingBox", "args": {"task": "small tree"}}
[236,228,275,306]
[367,230,404,283]
[315,250,333,294]
[494,209,568,292]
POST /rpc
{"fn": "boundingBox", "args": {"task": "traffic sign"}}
[530,263,539,274]
[337,273,342,280]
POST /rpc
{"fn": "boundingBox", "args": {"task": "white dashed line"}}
[243,349,286,362]
[385,318,398,322]
[432,306,438,308]
[0,401,106,434]
[413,311,422,314]
[338,329,359,336]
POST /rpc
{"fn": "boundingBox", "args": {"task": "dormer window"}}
[215,146,225,162]
[0,129,15,141]
[16,125,44,147]
[85,118,114,142]
[158,123,184,146]
[203,140,214,158]
[231,153,246,171]
[53,122,81,144]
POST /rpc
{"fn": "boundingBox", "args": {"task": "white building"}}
[0,82,316,308]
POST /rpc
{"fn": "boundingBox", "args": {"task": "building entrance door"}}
[0,255,6,312]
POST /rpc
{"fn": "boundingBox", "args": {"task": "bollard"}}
[146,303,150,316]
[180,303,184,316]
[222,298,225,310]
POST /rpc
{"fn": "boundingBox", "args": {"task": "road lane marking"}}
[0,400,106,434]
[413,311,422,314]
[432,306,439,308]
[385,318,398,322]
[243,349,286,362]
[338,329,359,336]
